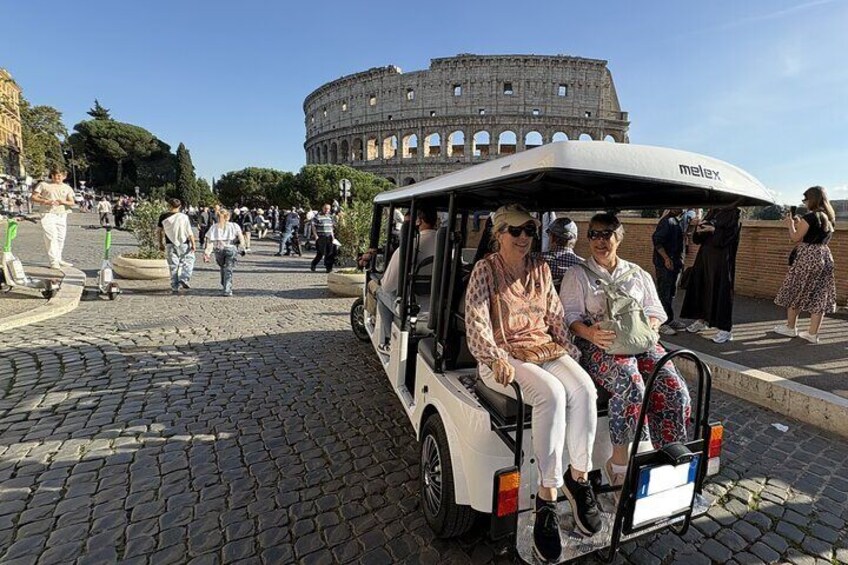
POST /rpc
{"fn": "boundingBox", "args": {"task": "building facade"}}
[0,68,24,179]
[303,54,629,185]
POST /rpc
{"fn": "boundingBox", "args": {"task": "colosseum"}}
[303,54,629,186]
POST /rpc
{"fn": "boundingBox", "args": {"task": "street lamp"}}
[63,146,78,189]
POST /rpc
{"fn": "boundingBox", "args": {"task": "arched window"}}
[524,131,543,149]
[604,134,616,143]
[329,142,338,164]
[402,134,418,158]
[498,131,517,155]
[403,177,416,186]
[578,133,593,141]
[382,135,398,160]
[552,132,568,143]
[340,140,350,162]
[447,130,465,157]
[352,138,364,161]
[424,133,441,157]
[366,136,379,161]
[385,177,397,186]
[321,144,328,164]
[472,131,490,158]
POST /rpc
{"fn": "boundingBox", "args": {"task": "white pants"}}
[481,355,597,489]
[41,213,68,265]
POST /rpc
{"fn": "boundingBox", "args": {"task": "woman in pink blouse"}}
[560,213,691,495]
[465,205,600,560]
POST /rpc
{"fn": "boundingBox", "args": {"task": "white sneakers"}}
[712,330,733,344]
[773,324,819,344]
[59,260,73,267]
[773,324,798,337]
[658,324,677,336]
[49,263,62,270]
[686,320,710,333]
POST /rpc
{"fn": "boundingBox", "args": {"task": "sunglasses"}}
[507,224,537,238]
[587,229,616,241]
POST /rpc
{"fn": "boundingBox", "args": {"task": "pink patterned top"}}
[465,253,579,368]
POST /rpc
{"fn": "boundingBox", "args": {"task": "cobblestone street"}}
[0,215,846,564]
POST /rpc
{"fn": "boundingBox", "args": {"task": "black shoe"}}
[562,467,602,536]
[179,281,190,289]
[310,264,317,272]
[533,497,562,562]
[274,252,282,256]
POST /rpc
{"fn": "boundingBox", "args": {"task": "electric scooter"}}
[97,225,120,300]
[0,214,61,299]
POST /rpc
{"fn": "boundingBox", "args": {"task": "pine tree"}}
[87,99,112,120]
[175,142,199,205]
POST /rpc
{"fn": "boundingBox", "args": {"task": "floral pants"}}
[575,337,691,448]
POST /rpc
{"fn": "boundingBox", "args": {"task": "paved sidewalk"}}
[0,214,846,564]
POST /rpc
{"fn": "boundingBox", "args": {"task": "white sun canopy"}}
[374,141,775,210]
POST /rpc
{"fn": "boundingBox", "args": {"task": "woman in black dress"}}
[680,207,742,343]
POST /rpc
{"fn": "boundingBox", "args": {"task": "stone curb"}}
[0,265,85,333]
[667,343,848,439]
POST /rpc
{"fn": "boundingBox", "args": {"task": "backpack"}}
[579,263,658,355]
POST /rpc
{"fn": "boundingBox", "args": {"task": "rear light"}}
[706,423,723,476]
[495,469,520,517]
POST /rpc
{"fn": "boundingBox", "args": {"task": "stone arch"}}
[578,133,593,141]
[524,131,543,149]
[352,138,364,161]
[329,142,338,164]
[498,130,517,155]
[385,177,397,186]
[402,134,418,158]
[472,131,490,158]
[447,130,465,157]
[321,144,328,164]
[366,136,379,161]
[340,139,350,162]
[603,134,617,143]
[382,135,398,160]
[552,131,568,143]
[424,132,441,157]
[403,177,416,186]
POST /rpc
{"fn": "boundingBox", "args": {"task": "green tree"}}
[175,142,200,205]
[195,178,218,207]
[19,96,67,177]
[216,167,292,208]
[87,99,112,120]
[295,164,392,207]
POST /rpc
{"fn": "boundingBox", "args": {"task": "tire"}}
[420,413,475,538]
[350,297,370,342]
[42,288,57,299]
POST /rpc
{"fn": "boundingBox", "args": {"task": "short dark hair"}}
[417,206,438,227]
[49,166,66,176]
[168,198,182,209]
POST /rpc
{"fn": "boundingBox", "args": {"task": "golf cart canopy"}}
[374,141,775,210]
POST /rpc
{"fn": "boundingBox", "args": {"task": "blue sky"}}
[5,0,847,203]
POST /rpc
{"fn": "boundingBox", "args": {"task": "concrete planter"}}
[113,254,170,280]
[327,270,365,297]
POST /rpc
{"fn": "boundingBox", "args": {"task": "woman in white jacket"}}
[203,209,246,296]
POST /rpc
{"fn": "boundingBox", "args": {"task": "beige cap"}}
[492,205,541,230]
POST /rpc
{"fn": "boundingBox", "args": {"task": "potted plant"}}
[326,200,370,296]
[113,199,170,280]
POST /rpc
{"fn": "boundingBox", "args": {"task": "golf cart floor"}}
[516,492,711,564]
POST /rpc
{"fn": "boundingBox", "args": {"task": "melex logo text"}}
[679,164,722,181]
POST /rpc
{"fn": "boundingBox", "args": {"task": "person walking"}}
[30,166,76,269]
[310,204,337,273]
[680,207,742,343]
[96,196,112,227]
[157,198,196,293]
[238,207,253,250]
[203,209,246,297]
[652,209,686,335]
[773,186,837,343]
[197,206,211,247]
[276,207,301,256]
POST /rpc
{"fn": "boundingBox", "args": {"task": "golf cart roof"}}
[374,141,775,210]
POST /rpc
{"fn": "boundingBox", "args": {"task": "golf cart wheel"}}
[420,413,475,538]
[350,297,370,342]
[42,288,57,300]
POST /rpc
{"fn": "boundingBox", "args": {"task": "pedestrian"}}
[652,209,686,335]
[197,206,211,247]
[773,186,837,343]
[96,196,112,226]
[275,207,300,256]
[539,217,583,280]
[680,207,742,343]
[239,207,253,250]
[310,203,337,273]
[30,166,76,269]
[157,198,196,293]
[254,209,269,239]
[203,209,246,297]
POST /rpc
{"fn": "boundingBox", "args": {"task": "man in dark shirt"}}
[652,209,686,334]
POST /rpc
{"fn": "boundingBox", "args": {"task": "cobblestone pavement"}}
[0,214,846,564]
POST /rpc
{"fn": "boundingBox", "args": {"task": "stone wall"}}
[303,54,629,185]
[570,218,848,303]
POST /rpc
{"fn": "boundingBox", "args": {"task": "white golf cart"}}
[349,141,773,563]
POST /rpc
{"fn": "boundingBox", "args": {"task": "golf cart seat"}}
[474,376,610,429]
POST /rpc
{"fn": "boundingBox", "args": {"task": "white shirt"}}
[559,256,667,328]
[96,200,112,213]
[33,181,75,214]
[381,228,438,294]
[204,222,243,252]
[161,212,193,246]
